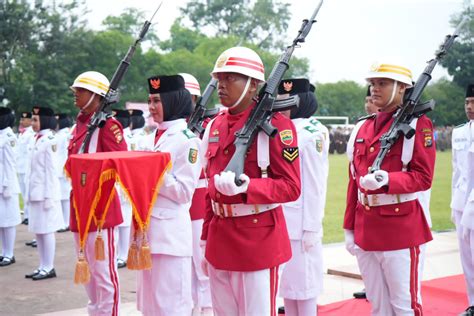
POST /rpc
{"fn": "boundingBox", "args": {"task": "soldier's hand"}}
[344,229,356,256]
[214,171,250,196]
[302,231,318,252]
[360,170,389,191]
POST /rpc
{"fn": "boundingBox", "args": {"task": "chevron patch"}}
[282,147,299,163]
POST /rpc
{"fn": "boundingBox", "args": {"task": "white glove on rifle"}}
[214,171,250,196]
[360,170,389,191]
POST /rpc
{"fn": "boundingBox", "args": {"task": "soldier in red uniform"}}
[69,71,127,316]
[344,62,435,315]
[200,46,301,316]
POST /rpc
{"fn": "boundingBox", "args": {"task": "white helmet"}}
[70,71,110,96]
[366,61,413,87]
[179,73,201,96]
[211,46,265,82]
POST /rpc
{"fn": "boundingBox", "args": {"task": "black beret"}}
[32,106,54,117]
[466,84,474,98]
[278,78,310,95]
[21,112,32,119]
[148,75,185,94]
[128,109,144,117]
[0,107,13,116]
[111,109,130,118]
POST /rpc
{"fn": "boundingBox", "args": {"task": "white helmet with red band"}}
[366,61,413,87]
[211,46,265,82]
[70,71,110,96]
[179,73,201,96]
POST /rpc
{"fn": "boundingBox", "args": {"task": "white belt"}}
[357,190,417,207]
[196,179,207,189]
[211,200,279,218]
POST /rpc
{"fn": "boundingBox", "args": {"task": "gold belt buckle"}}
[371,194,379,206]
[363,194,370,210]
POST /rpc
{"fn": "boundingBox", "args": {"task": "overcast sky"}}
[84,0,468,85]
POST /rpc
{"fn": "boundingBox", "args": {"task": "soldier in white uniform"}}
[277,79,329,316]
[25,106,63,280]
[453,84,474,316]
[112,109,133,269]
[0,108,21,267]
[137,75,201,316]
[55,113,72,232]
[17,111,35,225]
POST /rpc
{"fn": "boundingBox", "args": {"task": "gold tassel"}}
[127,231,139,270]
[74,251,90,284]
[139,232,152,270]
[95,232,105,261]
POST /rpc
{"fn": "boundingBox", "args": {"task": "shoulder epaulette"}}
[182,129,197,139]
[454,122,467,129]
[357,113,376,122]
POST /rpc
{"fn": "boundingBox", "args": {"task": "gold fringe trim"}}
[139,231,152,270]
[126,230,140,270]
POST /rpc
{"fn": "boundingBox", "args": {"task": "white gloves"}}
[200,240,209,277]
[214,171,250,196]
[44,198,54,209]
[344,229,356,256]
[360,170,389,191]
[302,231,319,252]
[2,187,11,198]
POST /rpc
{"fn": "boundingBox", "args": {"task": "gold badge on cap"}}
[150,78,161,90]
[216,54,227,68]
[33,108,39,114]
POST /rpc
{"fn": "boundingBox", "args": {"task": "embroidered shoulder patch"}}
[282,147,299,162]
[279,129,294,145]
[424,135,433,147]
[188,148,198,164]
[316,139,323,153]
[52,144,57,152]
[10,140,16,147]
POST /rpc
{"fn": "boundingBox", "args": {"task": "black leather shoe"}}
[353,289,367,299]
[25,269,40,278]
[278,306,285,314]
[0,256,15,266]
[32,268,56,281]
[31,240,37,248]
[460,306,474,316]
[22,218,28,225]
[57,226,70,233]
[117,259,127,269]
[25,239,36,246]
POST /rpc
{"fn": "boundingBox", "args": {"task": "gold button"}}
[73,142,76,147]
[224,149,229,155]
[395,208,400,213]
[369,147,375,153]
[365,205,370,211]
[216,193,221,199]
[252,219,258,224]
[368,166,372,172]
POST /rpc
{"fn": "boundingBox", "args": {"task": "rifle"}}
[224,0,323,184]
[187,78,219,135]
[79,3,162,154]
[371,17,467,174]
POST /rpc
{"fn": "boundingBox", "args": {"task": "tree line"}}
[0,0,472,126]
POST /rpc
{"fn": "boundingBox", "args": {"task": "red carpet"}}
[285,274,468,315]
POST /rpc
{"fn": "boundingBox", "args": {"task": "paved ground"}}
[0,223,463,316]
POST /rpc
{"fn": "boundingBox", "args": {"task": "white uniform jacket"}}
[16,126,35,174]
[129,127,150,151]
[56,127,71,200]
[0,127,20,195]
[148,119,202,257]
[283,118,329,240]
[25,129,61,202]
[451,121,474,229]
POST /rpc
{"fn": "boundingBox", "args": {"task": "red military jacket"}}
[343,110,434,251]
[189,170,207,220]
[68,111,127,232]
[201,104,301,271]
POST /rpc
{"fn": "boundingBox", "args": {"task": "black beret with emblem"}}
[0,107,13,116]
[56,113,72,129]
[32,106,54,117]
[21,111,32,119]
[278,78,310,96]
[147,75,186,94]
[466,84,474,98]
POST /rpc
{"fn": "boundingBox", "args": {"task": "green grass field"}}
[323,151,454,243]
